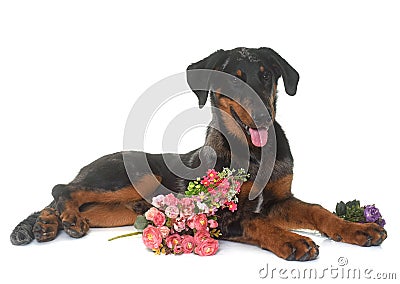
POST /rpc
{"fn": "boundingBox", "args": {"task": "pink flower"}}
[234,180,242,193]
[142,225,163,250]
[200,177,210,186]
[151,195,165,208]
[194,237,219,256]
[144,207,160,221]
[165,205,179,219]
[194,230,210,245]
[173,217,186,232]
[179,197,195,218]
[207,169,218,180]
[173,244,183,254]
[225,201,238,212]
[194,214,208,231]
[213,197,220,203]
[208,206,218,215]
[207,187,216,195]
[165,233,181,248]
[186,215,195,229]
[208,219,218,229]
[180,206,194,218]
[181,235,195,253]
[158,226,170,238]
[153,211,166,227]
[163,193,179,207]
[179,197,195,209]
[197,192,206,201]
[218,178,230,190]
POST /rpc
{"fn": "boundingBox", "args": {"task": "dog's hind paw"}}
[60,210,89,238]
[33,208,61,242]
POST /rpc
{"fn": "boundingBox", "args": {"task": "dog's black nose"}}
[252,112,269,125]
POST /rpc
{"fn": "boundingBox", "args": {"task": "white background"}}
[1,0,399,283]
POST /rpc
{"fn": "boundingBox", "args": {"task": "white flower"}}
[196,201,209,213]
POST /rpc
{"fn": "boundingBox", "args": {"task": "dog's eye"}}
[262,72,271,81]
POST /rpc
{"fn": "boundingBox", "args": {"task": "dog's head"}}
[187,47,299,147]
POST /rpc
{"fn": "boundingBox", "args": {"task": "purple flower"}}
[364,205,382,223]
[377,218,386,227]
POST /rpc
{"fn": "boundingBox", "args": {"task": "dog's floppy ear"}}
[258,47,299,96]
[186,49,227,108]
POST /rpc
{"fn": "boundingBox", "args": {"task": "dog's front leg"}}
[225,177,318,261]
[269,197,387,247]
[230,217,320,261]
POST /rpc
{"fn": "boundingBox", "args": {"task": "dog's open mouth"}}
[230,106,268,147]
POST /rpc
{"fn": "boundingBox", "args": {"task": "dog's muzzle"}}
[230,106,269,147]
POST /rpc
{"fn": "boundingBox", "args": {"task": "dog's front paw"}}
[333,222,387,247]
[263,234,319,261]
[60,210,89,238]
[281,237,320,261]
[33,208,61,242]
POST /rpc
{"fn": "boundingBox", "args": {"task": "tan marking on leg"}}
[80,203,138,227]
[65,175,162,209]
[60,175,161,230]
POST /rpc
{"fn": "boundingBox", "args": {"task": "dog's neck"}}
[204,117,263,170]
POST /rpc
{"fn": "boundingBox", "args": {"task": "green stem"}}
[108,231,142,241]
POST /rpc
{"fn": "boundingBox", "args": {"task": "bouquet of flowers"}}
[334,199,386,227]
[109,168,249,256]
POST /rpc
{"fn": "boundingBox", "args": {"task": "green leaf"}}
[346,199,360,209]
[133,215,148,231]
[166,218,173,227]
[335,201,347,216]
[210,229,222,238]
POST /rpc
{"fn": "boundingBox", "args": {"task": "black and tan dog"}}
[10,47,386,261]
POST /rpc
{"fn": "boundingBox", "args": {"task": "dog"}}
[10,47,387,261]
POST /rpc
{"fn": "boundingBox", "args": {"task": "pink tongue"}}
[249,127,268,147]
